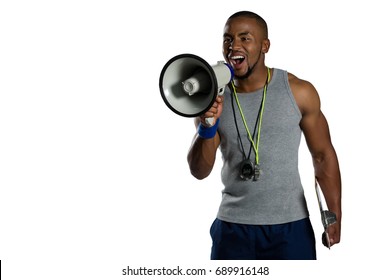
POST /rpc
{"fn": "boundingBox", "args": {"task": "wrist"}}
[198,118,220,139]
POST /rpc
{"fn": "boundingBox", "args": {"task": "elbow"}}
[311,147,340,179]
[312,146,337,166]
[188,161,211,180]
[312,151,326,165]
[190,169,210,180]
[187,155,212,180]
[187,138,216,180]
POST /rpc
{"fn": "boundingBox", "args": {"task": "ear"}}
[262,39,271,53]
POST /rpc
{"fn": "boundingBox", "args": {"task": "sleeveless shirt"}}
[217,68,309,225]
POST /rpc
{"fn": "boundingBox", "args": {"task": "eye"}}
[223,37,232,44]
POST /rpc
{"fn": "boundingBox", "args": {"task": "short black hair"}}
[227,11,268,38]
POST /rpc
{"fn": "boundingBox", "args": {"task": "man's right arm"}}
[187,117,221,180]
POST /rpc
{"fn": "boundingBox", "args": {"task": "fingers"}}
[200,96,224,125]
[206,103,219,117]
[322,223,341,248]
[321,231,330,248]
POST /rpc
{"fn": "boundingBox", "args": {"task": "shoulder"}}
[287,72,320,116]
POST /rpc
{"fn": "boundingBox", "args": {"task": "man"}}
[187,11,342,260]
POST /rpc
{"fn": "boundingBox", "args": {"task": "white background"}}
[1,0,389,279]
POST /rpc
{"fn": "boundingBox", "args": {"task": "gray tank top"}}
[217,68,309,225]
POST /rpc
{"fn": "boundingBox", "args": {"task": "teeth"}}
[231,55,244,60]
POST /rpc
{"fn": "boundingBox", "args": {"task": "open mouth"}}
[230,55,245,66]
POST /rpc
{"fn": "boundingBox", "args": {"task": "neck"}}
[233,66,271,93]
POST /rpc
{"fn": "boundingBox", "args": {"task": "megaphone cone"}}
[159,54,233,118]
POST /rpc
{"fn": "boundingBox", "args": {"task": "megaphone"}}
[159,54,234,124]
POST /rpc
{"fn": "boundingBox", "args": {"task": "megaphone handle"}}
[205,117,215,127]
[205,88,225,127]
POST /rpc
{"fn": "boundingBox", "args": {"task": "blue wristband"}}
[197,118,220,139]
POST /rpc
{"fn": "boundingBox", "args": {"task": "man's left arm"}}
[292,76,342,247]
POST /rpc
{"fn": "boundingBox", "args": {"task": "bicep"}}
[301,110,334,159]
[295,81,333,158]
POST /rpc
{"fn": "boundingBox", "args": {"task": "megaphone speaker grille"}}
[159,54,218,117]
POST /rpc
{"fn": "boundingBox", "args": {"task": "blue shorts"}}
[210,217,316,260]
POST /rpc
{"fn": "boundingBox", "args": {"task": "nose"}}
[229,39,241,51]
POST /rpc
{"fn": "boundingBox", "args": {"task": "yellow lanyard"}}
[231,67,270,165]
